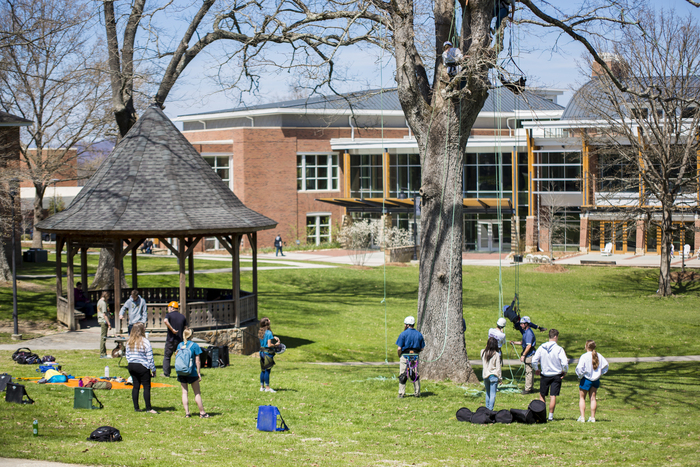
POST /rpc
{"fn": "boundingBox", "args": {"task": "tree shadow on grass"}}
[275,335,314,349]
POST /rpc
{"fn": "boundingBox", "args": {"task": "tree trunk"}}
[658,207,673,296]
[91,247,128,290]
[413,99,483,384]
[0,237,11,282]
[31,188,46,249]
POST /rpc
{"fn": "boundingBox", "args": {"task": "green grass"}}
[0,351,698,466]
[2,263,700,465]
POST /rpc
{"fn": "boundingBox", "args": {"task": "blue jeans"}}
[485,375,499,410]
[275,246,284,256]
[260,369,271,386]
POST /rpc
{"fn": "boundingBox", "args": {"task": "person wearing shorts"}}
[575,340,609,422]
[532,329,568,421]
[177,328,208,418]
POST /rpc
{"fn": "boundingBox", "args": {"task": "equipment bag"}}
[0,373,11,392]
[470,406,496,424]
[256,405,289,432]
[5,383,34,404]
[199,347,210,368]
[208,346,220,368]
[85,380,112,390]
[74,388,103,410]
[528,399,547,424]
[15,353,41,365]
[12,347,32,361]
[87,426,122,442]
[495,409,513,424]
[41,355,56,363]
[509,408,535,424]
[456,407,473,422]
[218,345,229,367]
[37,363,61,373]
[175,341,195,376]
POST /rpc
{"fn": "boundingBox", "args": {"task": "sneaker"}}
[260,387,265,392]
[265,387,276,393]
[577,416,585,423]
[99,355,110,359]
[548,417,554,422]
[414,394,420,398]
[398,394,404,399]
[587,417,595,423]
[521,390,534,395]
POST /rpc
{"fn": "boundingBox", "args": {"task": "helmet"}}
[497,317,507,328]
[520,316,531,324]
[168,301,179,309]
[275,343,286,355]
[443,41,453,47]
[404,316,416,326]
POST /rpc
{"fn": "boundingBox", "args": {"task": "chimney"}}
[592,53,623,79]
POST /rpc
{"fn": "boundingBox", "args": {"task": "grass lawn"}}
[0,351,698,466]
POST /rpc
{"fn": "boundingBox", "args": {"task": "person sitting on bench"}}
[74,282,96,318]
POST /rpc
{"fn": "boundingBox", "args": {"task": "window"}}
[350,154,383,198]
[203,155,231,188]
[389,153,421,197]
[463,152,513,199]
[307,214,331,245]
[297,154,339,191]
[532,151,581,193]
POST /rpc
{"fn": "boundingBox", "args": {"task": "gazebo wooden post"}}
[187,237,195,299]
[80,247,88,294]
[66,239,76,331]
[114,239,123,335]
[178,238,188,323]
[233,233,241,328]
[248,232,258,320]
[55,236,63,300]
[131,243,138,291]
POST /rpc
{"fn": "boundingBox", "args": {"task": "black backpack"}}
[470,406,496,424]
[87,426,122,442]
[5,383,34,404]
[0,373,11,392]
[495,409,513,424]
[456,407,473,422]
[528,399,548,424]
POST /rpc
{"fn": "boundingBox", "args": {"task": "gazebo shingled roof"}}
[37,104,276,236]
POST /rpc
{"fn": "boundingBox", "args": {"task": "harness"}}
[402,354,420,382]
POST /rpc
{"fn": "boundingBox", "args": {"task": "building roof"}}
[36,105,277,237]
[179,87,563,119]
[0,111,32,126]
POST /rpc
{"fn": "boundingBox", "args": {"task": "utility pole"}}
[9,179,21,340]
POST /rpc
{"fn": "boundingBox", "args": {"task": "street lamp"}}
[9,178,21,340]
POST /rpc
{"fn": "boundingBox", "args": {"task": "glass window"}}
[533,151,581,193]
[297,154,339,192]
[306,215,332,245]
[462,152,513,199]
[350,154,383,198]
[203,156,231,189]
[389,152,421,197]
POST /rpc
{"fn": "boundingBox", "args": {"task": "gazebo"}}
[36,105,276,353]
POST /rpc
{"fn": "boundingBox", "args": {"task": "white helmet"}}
[404,316,416,326]
[497,317,507,328]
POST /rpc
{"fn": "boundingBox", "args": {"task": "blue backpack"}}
[175,341,194,376]
[257,405,289,432]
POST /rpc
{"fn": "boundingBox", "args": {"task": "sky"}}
[160,0,700,123]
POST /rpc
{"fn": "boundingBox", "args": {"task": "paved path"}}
[0,459,91,467]
[310,355,700,366]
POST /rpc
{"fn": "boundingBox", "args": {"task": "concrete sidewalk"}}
[310,355,700,366]
[0,459,91,467]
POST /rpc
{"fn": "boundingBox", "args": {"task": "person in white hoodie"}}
[575,340,609,423]
[532,329,568,421]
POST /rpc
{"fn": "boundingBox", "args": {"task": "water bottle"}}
[105,366,109,378]
[32,419,38,437]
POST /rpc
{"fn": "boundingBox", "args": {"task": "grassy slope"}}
[1,263,700,465]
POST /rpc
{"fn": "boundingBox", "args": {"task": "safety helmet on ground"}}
[497,317,507,328]
[168,301,179,309]
[520,316,531,324]
[404,316,416,326]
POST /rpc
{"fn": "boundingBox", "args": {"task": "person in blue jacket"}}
[396,316,425,398]
[511,316,538,394]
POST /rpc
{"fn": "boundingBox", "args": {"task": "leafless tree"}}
[0,0,113,249]
[572,9,700,296]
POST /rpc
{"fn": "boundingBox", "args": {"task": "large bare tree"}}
[574,9,700,296]
[0,0,112,249]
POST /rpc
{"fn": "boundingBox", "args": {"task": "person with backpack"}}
[481,337,502,410]
[176,327,208,418]
[396,316,425,399]
[125,323,157,414]
[575,340,609,423]
[532,329,569,422]
[259,317,280,393]
[162,301,186,378]
[274,235,285,256]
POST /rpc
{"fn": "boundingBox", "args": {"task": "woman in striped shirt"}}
[126,323,157,414]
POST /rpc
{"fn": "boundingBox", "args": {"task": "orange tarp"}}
[35,378,173,389]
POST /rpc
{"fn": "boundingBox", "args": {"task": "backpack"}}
[41,355,56,363]
[456,407,473,422]
[256,405,289,432]
[85,379,112,390]
[5,383,34,404]
[12,348,31,361]
[528,399,547,424]
[175,341,195,376]
[0,373,11,392]
[87,426,122,442]
[16,354,41,365]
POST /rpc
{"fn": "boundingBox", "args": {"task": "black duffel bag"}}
[470,406,496,424]
[87,426,122,442]
[528,399,548,424]
[456,407,473,422]
[510,408,536,424]
[495,409,513,424]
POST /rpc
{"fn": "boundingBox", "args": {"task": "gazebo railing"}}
[60,287,256,332]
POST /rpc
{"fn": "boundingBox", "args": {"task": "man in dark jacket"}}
[162,301,187,377]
